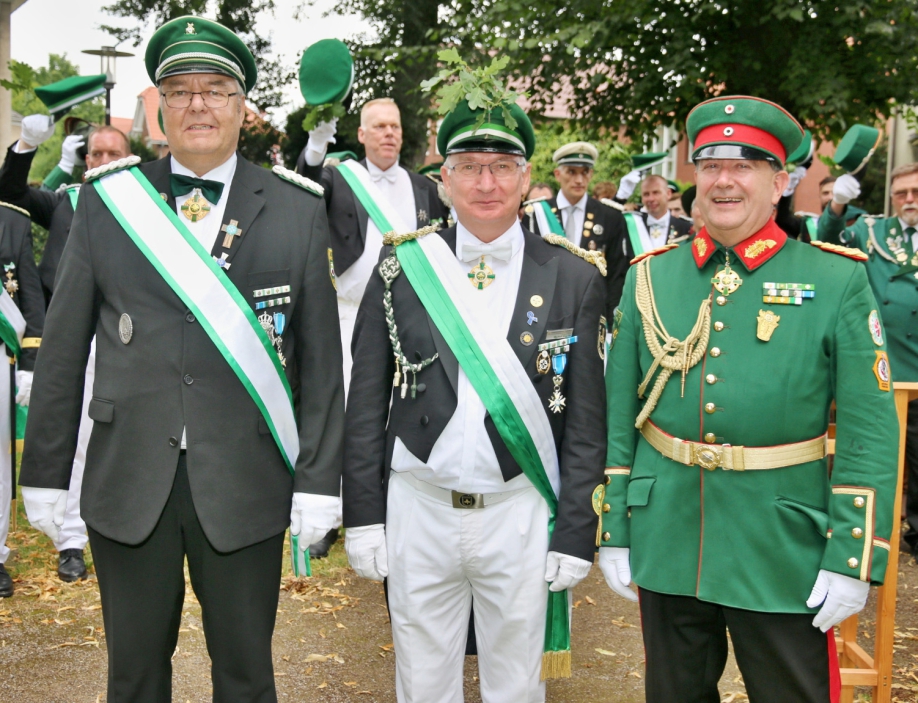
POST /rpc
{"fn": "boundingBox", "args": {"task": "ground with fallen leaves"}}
[2,492,918,702]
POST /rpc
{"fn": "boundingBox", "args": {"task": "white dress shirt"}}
[172,153,237,448]
[390,220,532,493]
[645,210,671,250]
[366,159,418,233]
[897,218,918,253]
[557,191,587,247]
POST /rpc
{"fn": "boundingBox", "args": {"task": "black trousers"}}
[89,454,285,703]
[639,589,839,703]
[902,400,918,550]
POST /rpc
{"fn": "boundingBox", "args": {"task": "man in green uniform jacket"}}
[601,96,899,702]
[818,166,918,561]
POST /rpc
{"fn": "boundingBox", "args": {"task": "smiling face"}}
[641,176,671,220]
[695,159,789,246]
[891,172,918,227]
[159,73,245,176]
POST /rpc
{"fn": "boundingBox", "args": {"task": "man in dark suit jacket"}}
[294,97,449,557]
[526,141,628,318]
[343,95,606,702]
[19,16,344,703]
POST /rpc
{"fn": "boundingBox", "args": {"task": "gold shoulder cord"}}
[864,218,897,264]
[542,233,607,276]
[634,257,711,429]
[382,223,441,248]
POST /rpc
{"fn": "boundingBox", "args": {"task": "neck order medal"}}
[181,189,212,223]
[468,255,496,290]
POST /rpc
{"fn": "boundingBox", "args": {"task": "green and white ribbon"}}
[394,232,572,678]
[0,287,24,359]
[623,211,650,256]
[531,200,565,238]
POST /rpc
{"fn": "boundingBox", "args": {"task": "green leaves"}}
[422,51,526,124]
[301,102,347,133]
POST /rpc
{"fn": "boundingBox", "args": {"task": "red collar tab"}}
[694,123,787,163]
[692,220,787,271]
[691,228,716,268]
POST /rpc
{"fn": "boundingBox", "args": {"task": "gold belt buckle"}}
[452,491,484,509]
[692,444,722,471]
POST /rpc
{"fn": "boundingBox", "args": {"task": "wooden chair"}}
[834,382,918,703]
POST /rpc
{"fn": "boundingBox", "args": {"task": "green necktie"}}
[905,227,916,255]
[170,174,225,204]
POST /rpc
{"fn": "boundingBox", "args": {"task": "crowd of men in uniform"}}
[0,13,911,703]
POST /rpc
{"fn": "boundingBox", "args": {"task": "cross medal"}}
[181,189,211,223]
[468,256,496,290]
[221,219,243,248]
[711,251,743,295]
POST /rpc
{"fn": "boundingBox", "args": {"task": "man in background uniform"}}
[601,96,899,701]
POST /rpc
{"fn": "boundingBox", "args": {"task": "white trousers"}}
[386,472,550,703]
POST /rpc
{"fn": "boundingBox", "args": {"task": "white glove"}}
[806,569,870,632]
[58,134,85,174]
[15,369,32,407]
[783,166,807,197]
[345,524,388,581]
[544,551,592,592]
[21,486,68,543]
[289,491,339,551]
[832,174,861,205]
[598,547,639,602]
[18,114,55,149]
[617,169,642,201]
[304,118,338,167]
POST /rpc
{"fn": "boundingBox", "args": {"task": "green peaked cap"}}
[787,129,815,165]
[299,39,354,106]
[145,16,257,94]
[35,74,107,121]
[437,100,535,159]
[834,124,881,174]
[631,151,668,170]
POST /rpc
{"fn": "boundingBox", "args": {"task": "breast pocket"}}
[87,398,114,423]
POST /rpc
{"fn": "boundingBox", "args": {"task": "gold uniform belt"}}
[640,421,827,471]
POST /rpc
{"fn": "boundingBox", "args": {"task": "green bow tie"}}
[170,174,225,204]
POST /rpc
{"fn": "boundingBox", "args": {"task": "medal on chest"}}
[711,252,743,296]
[181,189,212,223]
[3,262,17,298]
[468,255,496,290]
[537,334,578,414]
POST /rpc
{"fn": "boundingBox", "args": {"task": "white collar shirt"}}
[556,191,587,247]
[645,210,671,249]
[366,158,418,230]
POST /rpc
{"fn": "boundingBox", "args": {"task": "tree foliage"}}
[102,0,294,112]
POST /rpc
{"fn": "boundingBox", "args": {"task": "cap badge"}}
[724,104,735,114]
[723,127,734,136]
[185,22,196,35]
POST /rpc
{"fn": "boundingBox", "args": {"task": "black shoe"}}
[0,563,12,598]
[308,528,340,559]
[57,549,88,582]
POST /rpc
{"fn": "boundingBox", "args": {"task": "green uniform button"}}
[704,402,716,414]
[847,557,859,569]
[713,321,724,331]
[602,504,610,513]
[704,432,716,443]
[716,295,727,306]
[706,374,717,384]
[710,347,722,357]
[602,531,611,541]
[851,527,864,539]
[854,497,865,508]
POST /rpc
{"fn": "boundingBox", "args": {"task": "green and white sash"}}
[529,199,565,238]
[623,211,651,255]
[0,287,25,359]
[394,232,573,678]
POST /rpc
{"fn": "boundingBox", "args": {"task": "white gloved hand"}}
[21,486,68,543]
[289,491,339,551]
[18,114,55,149]
[304,118,338,167]
[598,547,639,602]
[345,524,388,581]
[58,134,86,174]
[783,166,807,197]
[15,369,32,407]
[617,169,643,200]
[832,174,861,205]
[544,551,592,592]
[805,569,870,632]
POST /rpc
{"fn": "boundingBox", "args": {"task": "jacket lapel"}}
[351,159,370,244]
[144,157,176,212]
[506,231,558,371]
[411,172,430,228]
[210,156,265,266]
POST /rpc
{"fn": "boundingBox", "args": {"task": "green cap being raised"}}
[438,100,535,159]
[145,16,257,94]
[300,39,354,106]
[687,95,804,165]
[35,74,107,121]
[834,124,881,175]
[631,151,669,170]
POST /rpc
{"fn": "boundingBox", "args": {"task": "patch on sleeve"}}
[328,248,337,290]
[592,484,606,547]
[609,307,623,352]
[873,351,891,391]
[868,309,883,346]
[598,315,608,360]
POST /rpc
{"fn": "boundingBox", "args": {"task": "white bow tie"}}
[460,239,514,263]
[371,170,397,184]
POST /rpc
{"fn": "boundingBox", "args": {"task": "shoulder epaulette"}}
[599,197,625,212]
[522,196,549,214]
[810,240,868,262]
[542,233,607,277]
[0,200,30,218]
[630,243,679,266]
[84,155,142,183]
[55,182,81,195]
[272,165,324,197]
[383,223,441,247]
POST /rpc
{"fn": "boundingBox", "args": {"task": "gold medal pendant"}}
[711,253,743,296]
[468,255,496,290]
[181,189,212,223]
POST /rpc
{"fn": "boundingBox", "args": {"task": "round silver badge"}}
[593,224,604,235]
[724,104,735,114]
[119,313,133,344]
[723,127,735,136]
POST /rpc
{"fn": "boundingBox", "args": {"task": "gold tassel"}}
[540,650,572,680]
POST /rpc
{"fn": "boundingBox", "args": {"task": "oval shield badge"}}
[119,313,133,344]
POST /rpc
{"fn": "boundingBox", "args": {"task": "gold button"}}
[602,504,610,513]
[853,497,865,508]
[851,527,864,539]
[847,557,859,569]
[706,374,717,385]
[713,321,724,331]
[704,402,716,414]
[710,347,721,357]
[530,295,543,307]
[605,476,611,485]
[716,296,727,306]
[602,532,611,541]
[704,432,716,443]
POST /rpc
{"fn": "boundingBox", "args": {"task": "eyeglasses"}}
[892,188,918,200]
[448,161,526,180]
[160,90,239,109]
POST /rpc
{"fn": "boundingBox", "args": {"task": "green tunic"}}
[601,220,899,613]
[818,206,918,382]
